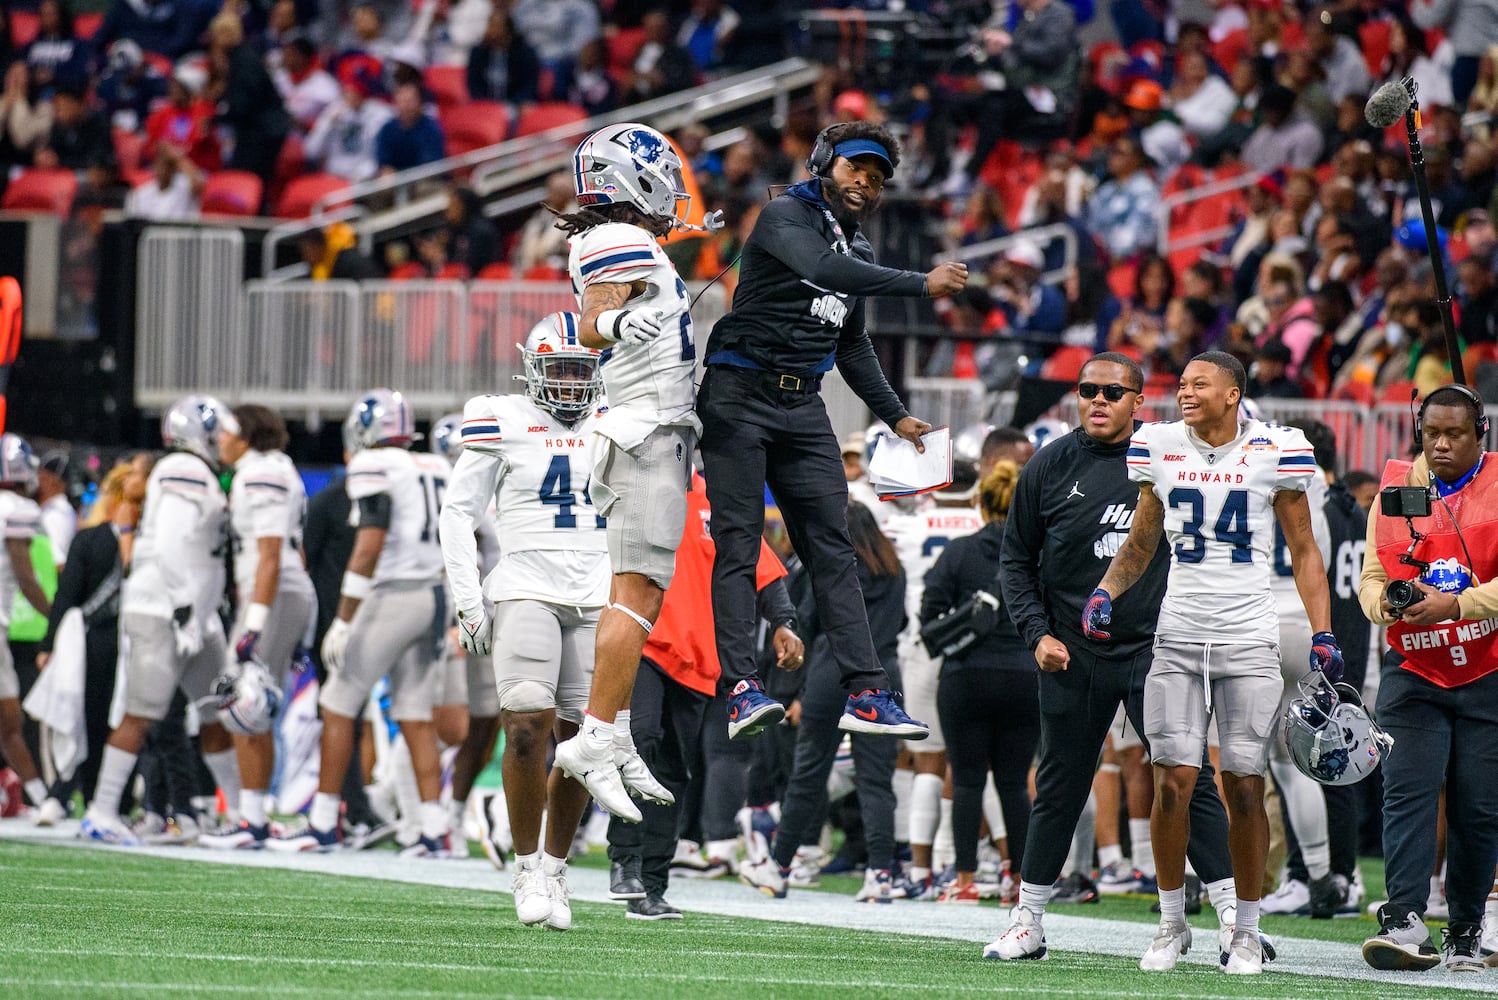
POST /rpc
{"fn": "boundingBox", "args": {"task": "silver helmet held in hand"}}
[1283,671,1393,786]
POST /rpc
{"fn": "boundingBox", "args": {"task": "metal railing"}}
[948,222,1080,286]
[135,226,245,404]
[1155,170,1263,257]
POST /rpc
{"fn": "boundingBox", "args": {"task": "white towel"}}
[22,607,87,780]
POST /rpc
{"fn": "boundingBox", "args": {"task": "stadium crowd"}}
[1,0,1498,980]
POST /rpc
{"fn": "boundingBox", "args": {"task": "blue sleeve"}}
[374,121,395,168]
[421,118,446,164]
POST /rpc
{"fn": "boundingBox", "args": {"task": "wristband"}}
[772,616,798,636]
[595,309,624,343]
[244,602,270,632]
[922,276,930,297]
[340,572,374,601]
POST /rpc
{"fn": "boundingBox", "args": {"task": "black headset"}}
[806,126,838,178]
[1413,383,1490,449]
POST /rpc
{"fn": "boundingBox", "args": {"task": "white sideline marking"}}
[3,820,1494,996]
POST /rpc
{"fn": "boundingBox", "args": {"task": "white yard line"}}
[4,820,1494,995]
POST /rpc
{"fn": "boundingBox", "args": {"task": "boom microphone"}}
[1365,80,1413,129]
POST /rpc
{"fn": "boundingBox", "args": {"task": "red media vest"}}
[1376,457,1498,687]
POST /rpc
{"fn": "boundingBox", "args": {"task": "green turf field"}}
[2,840,1494,1000]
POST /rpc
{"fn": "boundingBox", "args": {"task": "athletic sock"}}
[91,745,138,818]
[910,771,941,850]
[203,749,242,812]
[240,789,268,827]
[310,791,340,833]
[1235,897,1260,939]
[542,851,567,877]
[581,713,615,756]
[932,797,955,870]
[982,775,1007,840]
[1158,885,1186,926]
[420,800,448,840]
[516,850,541,870]
[1018,880,1050,918]
[389,738,422,840]
[1097,844,1123,869]
[892,767,914,845]
[612,711,635,750]
[1129,818,1155,877]
[1206,876,1237,924]
[24,778,47,808]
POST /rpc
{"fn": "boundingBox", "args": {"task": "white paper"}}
[867,427,954,497]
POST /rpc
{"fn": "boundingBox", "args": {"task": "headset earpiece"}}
[807,126,836,178]
[1414,384,1490,450]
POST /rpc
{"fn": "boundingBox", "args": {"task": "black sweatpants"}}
[1376,664,1498,928]
[1020,643,1235,888]
[698,691,754,841]
[140,690,198,817]
[607,659,708,896]
[46,626,119,807]
[938,667,1040,873]
[699,367,885,697]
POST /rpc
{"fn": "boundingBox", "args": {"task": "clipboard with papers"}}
[866,426,954,501]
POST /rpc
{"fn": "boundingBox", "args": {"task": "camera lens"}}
[1386,579,1417,611]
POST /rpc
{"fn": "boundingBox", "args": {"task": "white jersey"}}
[1270,470,1331,615]
[345,447,447,586]
[0,490,40,629]
[1127,418,1315,645]
[568,221,698,448]
[124,451,229,622]
[440,393,609,609]
[228,449,314,602]
[885,504,985,630]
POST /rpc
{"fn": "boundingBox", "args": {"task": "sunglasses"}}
[1078,382,1139,402]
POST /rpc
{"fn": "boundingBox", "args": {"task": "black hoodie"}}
[1000,423,1170,661]
[1324,479,1371,689]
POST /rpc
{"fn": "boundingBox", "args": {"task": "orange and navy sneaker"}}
[727,678,785,740]
[838,689,929,739]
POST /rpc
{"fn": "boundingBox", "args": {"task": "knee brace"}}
[497,679,556,715]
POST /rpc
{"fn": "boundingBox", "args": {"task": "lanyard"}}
[818,205,852,256]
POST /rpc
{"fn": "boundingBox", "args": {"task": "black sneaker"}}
[1363,904,1441,971]
[1309,873,1349,920]
[1049,871,1099,904]
[610,858,647,900]
[1150,874,1202,915]
[626,894,683,920]
[1443,923,1484,973]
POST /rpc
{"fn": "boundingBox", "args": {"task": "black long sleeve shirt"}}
[922,520,1032,673]
[999,424,1170,661]
[704,179,926,429]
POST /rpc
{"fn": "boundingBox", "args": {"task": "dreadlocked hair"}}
[551,202,673,238]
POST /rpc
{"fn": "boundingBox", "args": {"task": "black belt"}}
[715,365,823,394]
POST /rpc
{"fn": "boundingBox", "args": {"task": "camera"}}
[1380,485,1432,519]
[1385,578,1423,611]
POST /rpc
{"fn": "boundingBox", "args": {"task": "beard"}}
[820,176,878,228]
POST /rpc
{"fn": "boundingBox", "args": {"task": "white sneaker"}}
[614,744,674,805]
[512,863,551,926]
[1428,877,1450,921]
[35,797,66,827]
[1261,878,1310,915]
[788,846,822,888]
[1140,920,1192,971]
[199,821,271,850]
[545,867,573,931]
[854,868,893,904]
[80,810,139,846]
[553,735,642,822]
[738,856,787,898]
[1223,929,1263,974]
[446,801,469,859]
[671,839,711,873]
[1482,898,1498,966]
[983,906,1048,960]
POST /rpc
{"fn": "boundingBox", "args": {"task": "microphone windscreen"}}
[1365,81,1412,129]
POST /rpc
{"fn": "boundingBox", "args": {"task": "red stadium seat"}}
[75,12,104,39]
[435,262,470,280]
[1332,381,1376,407]
[1379,380,1417,404]
[522,264,568,282]
[201,170,265,217]
[113,129,147,175]
[275,173,349,219]
[1,169,79,215]
[440,101,512,155]
[514,102,589,138]
[424,65,469,107]
[476,262,513,280]
[1040,345,1092,382]
[607,28,646,84]
[1359,20,1391,79]
[10,12,40,48]
[388,262,427,280]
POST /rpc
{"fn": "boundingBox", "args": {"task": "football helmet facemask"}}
[1283,671,1393,786]
[209,660,282,737]
[573,123,689,223]
[343,388,415,455]
[520,312,602,423]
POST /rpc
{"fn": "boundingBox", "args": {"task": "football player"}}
[548,123,698,823]
[201,405,316,850]
[271,389,451,856]
[1086,352,1340,974]
[82,397,238,846]
[882,465,983,899]
[0,434,53,813]
[439,313,607,929]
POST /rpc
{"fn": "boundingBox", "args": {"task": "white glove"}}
[598,307,665,346]
[321,618,351,674]
[456,605,492,656]
[172,607,203,658]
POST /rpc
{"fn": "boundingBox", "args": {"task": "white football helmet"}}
[162,394,236,466]
[953,422,995,467]
[520,312,603,423]
[1023,417,1071,450]
[430,413,463,464]
[1283,672,1393,786]
[573,123,689,222]
[210,661,282,737]
[342,388,415,455]
[0,433,38,491]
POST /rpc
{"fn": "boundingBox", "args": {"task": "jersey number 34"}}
[1168,487,1251,564]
